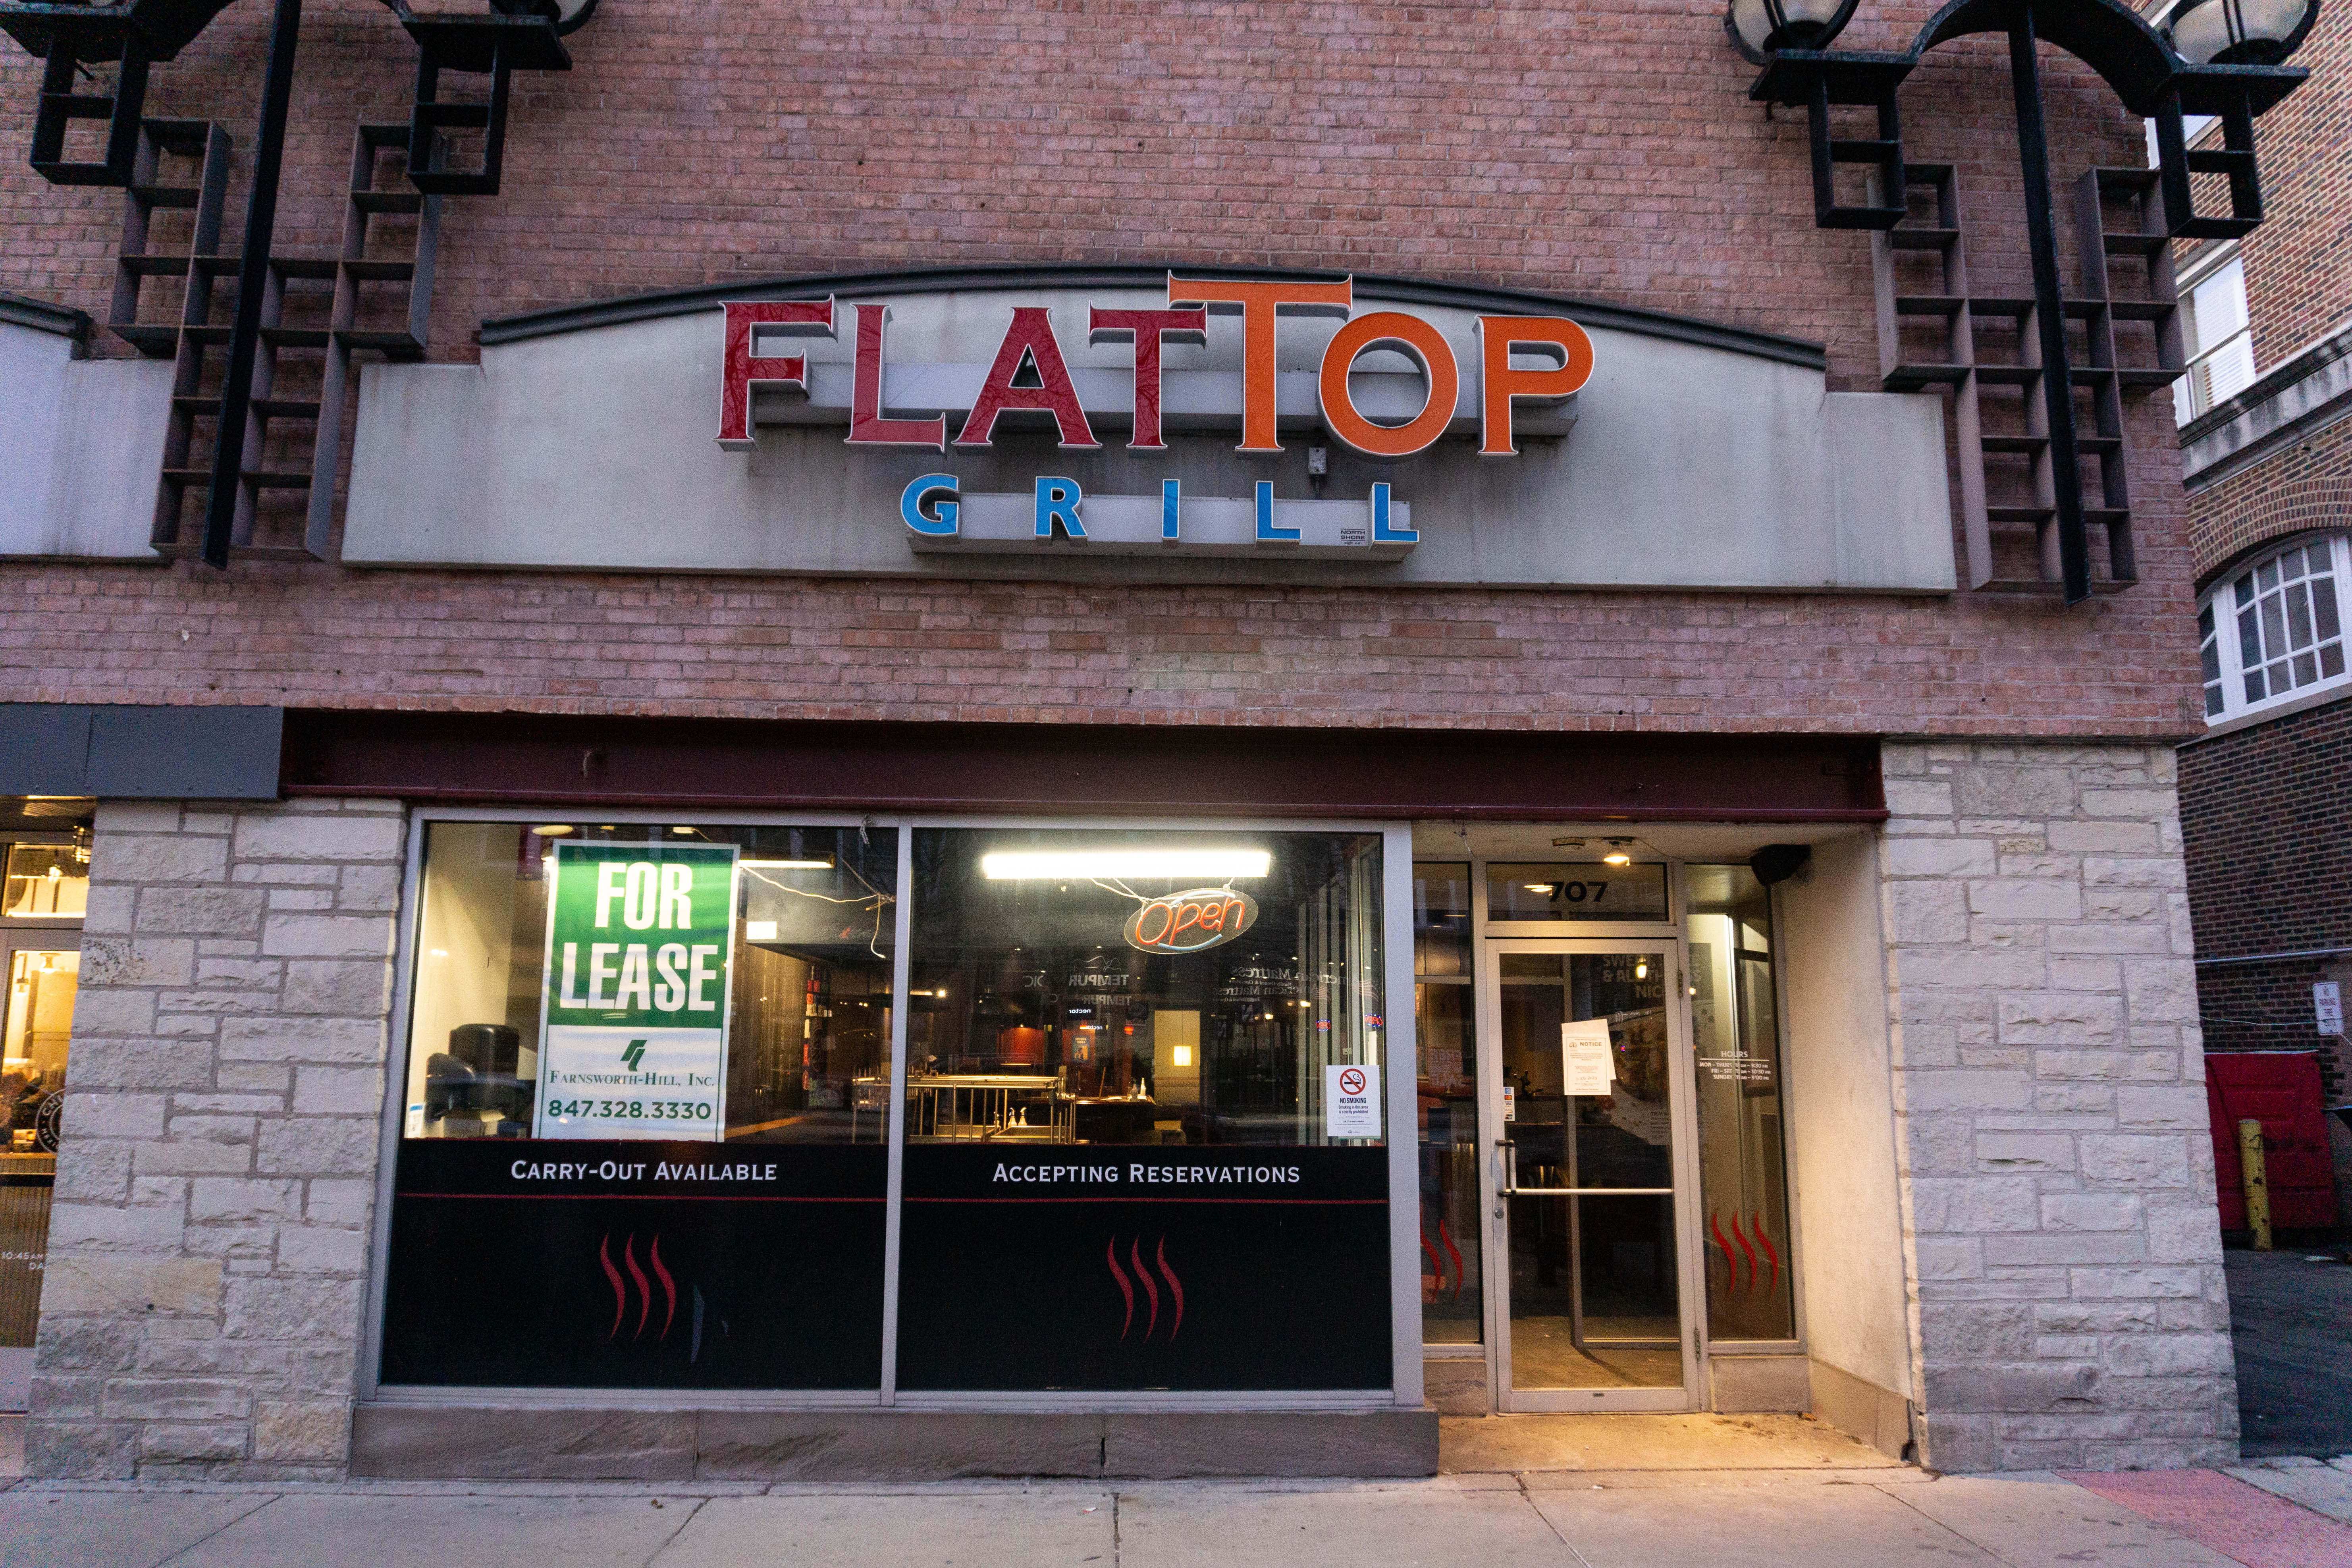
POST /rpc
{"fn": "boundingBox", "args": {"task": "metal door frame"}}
[1475,933,1703,1413]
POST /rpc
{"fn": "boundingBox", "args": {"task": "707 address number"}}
[544,1099,713,1121]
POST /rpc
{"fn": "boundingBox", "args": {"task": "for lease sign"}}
[535,842,738,1142]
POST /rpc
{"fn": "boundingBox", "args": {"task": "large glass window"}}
[398,822,895,1144]
[1414,863,1481,1344]
[894,828,1393,1392]
[902,829,1386,1147]
[381,821,897,1391]
[1687,865,1795,1342]
[2199,535,2352,725]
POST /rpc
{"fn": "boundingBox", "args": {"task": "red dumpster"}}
[2207,1051,2339,1231]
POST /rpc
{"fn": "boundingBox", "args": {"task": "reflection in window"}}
[399,822,897,1142]
[1413,863,1481,1343]
[2200,535,2352,725]
[3,842,88,920]
[1688,865,1795,1341]
[906,829,1384,1147]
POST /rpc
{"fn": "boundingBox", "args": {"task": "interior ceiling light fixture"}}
[531,824,575,836]
[980,849,1272,881]
[740,858,837,871]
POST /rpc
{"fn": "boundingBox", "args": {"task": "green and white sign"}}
[536,842,738,1142]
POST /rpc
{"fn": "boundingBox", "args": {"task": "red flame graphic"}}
[1752,1210,1781,1294]
[1709,1210,1738,1291]
[596,1234,685,1344]
[1420,1230,1442,1296]
[1437,1218,1464,1303]
[1107,1237,1134,1338]
[623,1234,653,1338]
[1157,1238,1184,1342]
[1107,1235,1187,1344]
[599,1234,626,1338]
[650,1236,678,1339]
[1132,1238,1160,1338]
[1729,1214,1759,1294]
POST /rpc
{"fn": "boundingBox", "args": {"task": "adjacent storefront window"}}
[1413,863,1481,1344]
[382,822,897,1390]
[894,828,1392,1391]
[1688,865,1796,1342]
[1,815,87,1412]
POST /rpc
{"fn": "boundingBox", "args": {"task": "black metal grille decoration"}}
[0,0,601,568]
[1727,0,2316,604]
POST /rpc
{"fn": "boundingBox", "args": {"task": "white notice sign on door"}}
[2318,981,2344,1037]
[1325,1063,1382,1139]
[1562,1018,1616,1097]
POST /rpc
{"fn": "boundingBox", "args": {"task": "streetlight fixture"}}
[1728,0,2317,604]
[2157,0,2319,64]
[1725,0,1862,62]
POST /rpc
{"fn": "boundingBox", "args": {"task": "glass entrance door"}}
[1482,941,1697,1411]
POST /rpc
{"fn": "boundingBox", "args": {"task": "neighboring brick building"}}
[0,0,2322,1483]
[2173,5,2352,1137]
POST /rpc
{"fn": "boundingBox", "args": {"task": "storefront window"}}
[1414,862,1481,1344]
[1687,865,1796,1342]
[894,827,1393,1391]
[3,842,87,920]
[1,818,85,1413]
[380,821,897,1391]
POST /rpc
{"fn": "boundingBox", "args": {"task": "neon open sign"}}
[1124,889,1259,955]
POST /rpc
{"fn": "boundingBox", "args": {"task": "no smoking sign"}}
[1324,1063,1382,1140]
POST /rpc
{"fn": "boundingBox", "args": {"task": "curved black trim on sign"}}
[476,261,1828,371]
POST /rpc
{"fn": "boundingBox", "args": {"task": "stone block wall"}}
[27,797,403,1480]
[1882,742,2235,1472]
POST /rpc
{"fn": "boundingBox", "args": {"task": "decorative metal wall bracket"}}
[390,6,575,197]
[0,0,231,184]
[0,0,598,569]
[1741,0,2309,605]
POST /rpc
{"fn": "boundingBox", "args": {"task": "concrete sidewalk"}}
[5,1467,2352,1568]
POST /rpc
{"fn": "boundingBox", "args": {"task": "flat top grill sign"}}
[1126,888,1258,955]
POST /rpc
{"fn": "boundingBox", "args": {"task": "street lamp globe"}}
[2157,0,2320,65]
[1724,0,1862,63]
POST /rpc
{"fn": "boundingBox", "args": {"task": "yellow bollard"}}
[2239,1118,2272,1252]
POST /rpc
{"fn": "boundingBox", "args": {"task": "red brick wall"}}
[0,3,2209,737]
[2232,5,2352,370]
[2181,7,2349,588]
[2181,696,2352,1073]
[2189,414,2352,585]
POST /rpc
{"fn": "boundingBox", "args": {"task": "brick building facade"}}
[2172,5,2352,1140]
[0,0,2322,1481]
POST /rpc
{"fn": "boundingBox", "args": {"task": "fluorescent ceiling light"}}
[980,849,1271,881]
[740,858,835,870]
[532,824,575,836]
